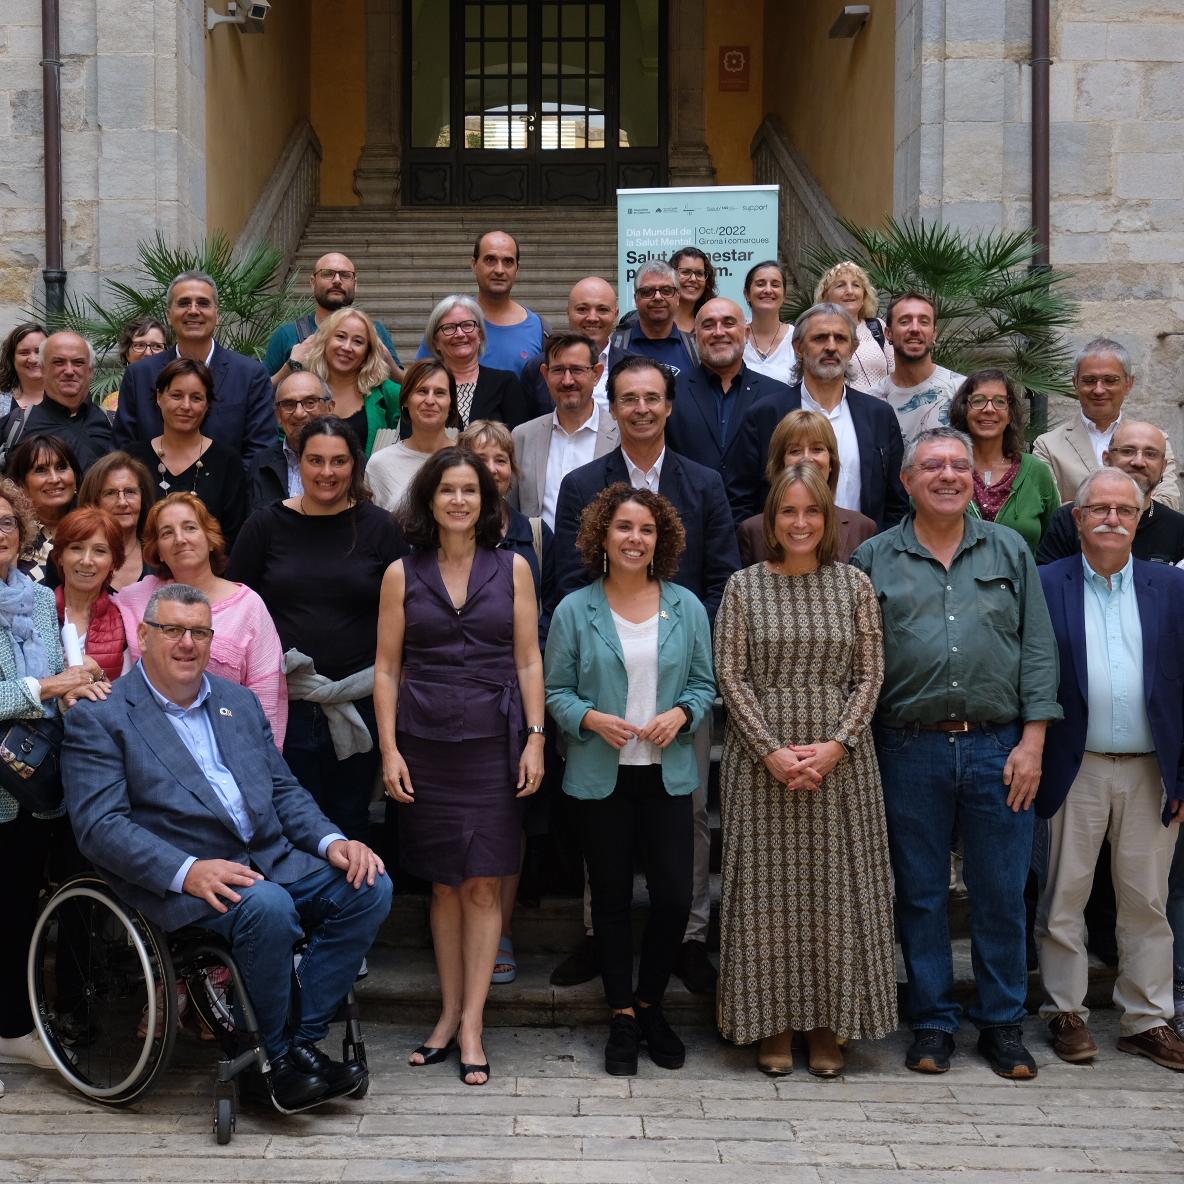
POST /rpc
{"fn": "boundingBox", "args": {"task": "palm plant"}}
[30,233,311,397]
[790,219,1079,400]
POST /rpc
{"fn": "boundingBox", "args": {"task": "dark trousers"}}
[580,766,692,1010]
[283,696,380,842]
[0,811,54,1037]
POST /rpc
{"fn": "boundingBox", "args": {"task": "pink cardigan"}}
[114,577,289,748]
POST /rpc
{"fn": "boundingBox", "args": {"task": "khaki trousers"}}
[1037,752,1176,1035]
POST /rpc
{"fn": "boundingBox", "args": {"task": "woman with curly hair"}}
[375,446,545,1086]
[815,260,893,392]
[544,483,715,1077]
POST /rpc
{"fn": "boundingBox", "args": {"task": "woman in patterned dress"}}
[714,462,897,1077]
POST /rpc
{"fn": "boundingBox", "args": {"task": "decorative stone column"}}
[354,0,403,206]
[666,0,716,186]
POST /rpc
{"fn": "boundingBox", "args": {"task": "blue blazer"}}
[62,668,338,930]
[550,445,741,625]
[114,343,276,468]
[667,363,790,522]
[544,579,716,799]
[1038,556,1184,822]
[729,381,908,529]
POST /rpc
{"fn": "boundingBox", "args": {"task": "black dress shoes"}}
[267,1051,329,1108]
[290,1039,368,1093]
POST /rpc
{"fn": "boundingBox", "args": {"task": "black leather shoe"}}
[636,1003,685,1070]
[905,1029,955,1074]
[674,940,718,995]
[977,1025,1037,1080]
[268,1051,330,1108]
[604,1013,641,1076]
[550,936,599,987]
[290,1039,367,1093]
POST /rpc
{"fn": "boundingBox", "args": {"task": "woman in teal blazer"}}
[545,484,715,1079]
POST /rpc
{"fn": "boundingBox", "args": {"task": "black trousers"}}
[0,811,54,1037]
[579,766,692,1010]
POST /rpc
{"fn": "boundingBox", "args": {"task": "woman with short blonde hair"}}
[815,261,893,392]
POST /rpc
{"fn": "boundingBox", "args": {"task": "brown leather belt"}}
[917,720,982,733]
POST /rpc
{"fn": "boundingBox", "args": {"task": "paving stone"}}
[702,1098,866,1122]
[514,1114,643,1138]
[577,1136,721,1163]
[579,1097,704,1117]
[1085,1149,1184,1174]
[791,1119,984,1145]
[717,1140,896,1167]
[356,1113,513,1136]
[890,1144,1096,1170]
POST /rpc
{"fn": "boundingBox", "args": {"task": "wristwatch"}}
[288,358,304,372]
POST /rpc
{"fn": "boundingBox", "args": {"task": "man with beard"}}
[1036,468,1184,1071]
[1037,421,1184,565]
[852,427,1061,1078]
[665,298,789,524]
[867,292,963,446]
[730,303,908,529]
[266,253,401,385]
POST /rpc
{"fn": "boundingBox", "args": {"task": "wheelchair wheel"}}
[213,1093,236,1145]
[28,875,177,1104]
[182,956,238,1055]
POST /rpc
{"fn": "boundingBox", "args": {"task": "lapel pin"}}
[219,707,233,717]
[660,610,670,620]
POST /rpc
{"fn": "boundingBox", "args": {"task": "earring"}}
[602,548,608,575]
[648,560,655,578]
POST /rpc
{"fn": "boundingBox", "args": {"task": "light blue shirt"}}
[138,664,344,894]
[283,440,303,498]
[1081,556,1155,755]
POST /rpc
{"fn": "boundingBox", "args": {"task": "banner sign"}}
[616,184,780,314]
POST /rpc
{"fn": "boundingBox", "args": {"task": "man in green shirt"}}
[852,427,1062,1080]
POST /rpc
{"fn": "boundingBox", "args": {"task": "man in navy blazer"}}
[666,298,789,523]
[729,303,907,529]
[114,272,276,468]
[1036,469,1184,1071]
[62,584,392,1106]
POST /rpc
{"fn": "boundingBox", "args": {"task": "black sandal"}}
[459,1059,491,1086]
[408,1039,455,1066]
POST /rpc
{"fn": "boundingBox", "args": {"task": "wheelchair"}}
[27,873,369,1144]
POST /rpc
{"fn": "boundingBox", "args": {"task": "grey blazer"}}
[62,668,335,931]
[509,408,619,517]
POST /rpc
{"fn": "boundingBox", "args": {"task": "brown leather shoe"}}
[1116,1025,1184,1071]
[1048,1013,1098,1062]
[805,1027,845,1078]
[756,1030,794,1076]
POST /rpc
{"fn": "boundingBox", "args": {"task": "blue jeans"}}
[283,696,380,842]
[875,720,1033,1033]
[197,862,392,1058]
[1169,828,1184,984]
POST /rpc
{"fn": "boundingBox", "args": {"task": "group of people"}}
[1,226,1183,1111]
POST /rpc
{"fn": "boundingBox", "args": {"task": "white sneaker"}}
[0,1030,57,1070]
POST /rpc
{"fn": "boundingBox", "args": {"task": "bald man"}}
[521,277,620,416]
[665,297,790,524]
[265,252,401,385]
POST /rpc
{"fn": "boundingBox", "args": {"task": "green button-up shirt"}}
[851,513,1063,728]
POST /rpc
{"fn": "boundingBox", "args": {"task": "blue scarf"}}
[0,566,48,679]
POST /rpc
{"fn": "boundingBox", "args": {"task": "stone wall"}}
[895,0,1184,440]
[0,0,206,329]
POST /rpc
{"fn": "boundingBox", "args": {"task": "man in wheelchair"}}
[61,584,392,1109]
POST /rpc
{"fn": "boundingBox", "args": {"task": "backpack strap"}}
[528,516,544,569]
[865,317,886,351]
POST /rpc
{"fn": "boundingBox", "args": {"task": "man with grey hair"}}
[63,583,392,1108]
[114,270,275,467]
[2,331,112,470]
[1032,336,1179,509]
[606,261,697,377]
[852,427,1062,1079]
[1036,468,1184,1070]
[730,301,907,528]
[247,370,336,512]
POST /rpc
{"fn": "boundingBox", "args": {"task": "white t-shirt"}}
[612,609,661,766]
[743,329,795,386]
[868,365,963,448]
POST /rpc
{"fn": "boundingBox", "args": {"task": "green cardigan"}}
[969,452,1059,555]
[544,579,716,800]
[362,379,401,457]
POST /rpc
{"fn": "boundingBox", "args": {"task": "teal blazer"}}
[544,579,716,800]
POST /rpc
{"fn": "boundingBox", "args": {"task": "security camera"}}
[246,0,270,18]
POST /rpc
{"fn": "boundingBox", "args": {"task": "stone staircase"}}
[290,206,620,361]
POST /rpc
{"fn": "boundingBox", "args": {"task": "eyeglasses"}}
[0,516,19,534]
[676,268,706,281]
[1077,375,1125,389]
[128,341,167,356]
[1082,503,1141,522]
[636,285,677,300]
[1109,445,1163,462]
[143,620,215,643]
[548,364,594,379]
[914,458,972,474]
[99,487,141,503]
[967,396,1010,411]
[314,269,356,281]
[436,320,479,337]
[276,396,332,414]
[615,393,667,410]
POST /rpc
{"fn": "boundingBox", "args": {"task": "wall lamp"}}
[829,5,871,39]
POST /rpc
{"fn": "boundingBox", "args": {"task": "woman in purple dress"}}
[374,447,545,1086]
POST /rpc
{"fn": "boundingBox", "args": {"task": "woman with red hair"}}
[50,506,127,683]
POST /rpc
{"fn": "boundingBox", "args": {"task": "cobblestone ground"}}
[1,1012,1182,1182]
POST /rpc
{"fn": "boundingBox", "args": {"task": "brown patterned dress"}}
[714,561,897,1044]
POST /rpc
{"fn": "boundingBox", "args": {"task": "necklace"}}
[155,437,209,493]
[749,323,783,361]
